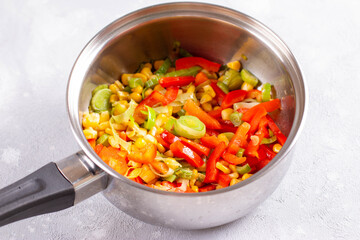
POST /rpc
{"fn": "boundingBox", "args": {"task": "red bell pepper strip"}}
[159,76,195,88]
[160,130,180,144]
[183,99,221,129]
[155,134,170,149]
[163,86,179,105]
[220,89,248,109]
[179,137,210,156]
[248,106,267,135]
[207,107,222,119]
[223,152,246,165]
[204,141,226,183]
[257,159,271,170]
[218,120,238,133]
[206,129,219,136]
[210,82,226,104]
[259,144,276,160]
[128,143,157,164]
[246,116,268,157]
[94,144,104,155]
[175,57,221,72]
[88,139,96,149]
[218,172,231,187]
[195,72,209,86]
[242,98,281,122]
[266,115,287,145]
[170,141,204,168]
[226,122,251,154]
[201,135,221,148]
[199,184,216,192]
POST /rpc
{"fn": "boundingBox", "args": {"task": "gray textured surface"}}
[0,0,359,239]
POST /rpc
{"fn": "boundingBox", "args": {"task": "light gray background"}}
[0,0,359,239]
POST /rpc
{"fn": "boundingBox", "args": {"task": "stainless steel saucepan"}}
[0,3,306,229]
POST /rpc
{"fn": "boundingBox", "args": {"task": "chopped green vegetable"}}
[164,118,176,134]
[177,109,186,117]
[123,86,132,93]
[144,106,156,130]
[129,77,144,88]
[222,69,243,90]
[240,69,258,86]
[144,76,160,88]
[236,164,251,175]
[112,99,138,124]
[155,58,171,75]
[91,88,112,112]
[262,83,271,102]
[175,168,193,179]
[229,112,243,127]
[163,174,177,183]
[96,133,110,146]
[174,115,206,139]
[179,48,192,57]
[261,135,277,144]
[109,118,131,153]
[269,129,274,137]
[217,81,229,94]
[92,84,108,96]
[165,66,201,77]
[222,132,235,141]
[112,103,127,115]
[236,148,245,158]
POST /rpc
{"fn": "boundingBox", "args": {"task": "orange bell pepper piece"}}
[183,99,221,129]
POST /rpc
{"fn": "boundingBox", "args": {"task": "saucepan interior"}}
[67,3,306,229]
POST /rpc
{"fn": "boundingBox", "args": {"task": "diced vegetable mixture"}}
[82,44,287,193]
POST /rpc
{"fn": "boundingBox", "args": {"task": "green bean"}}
[155,58,171,75]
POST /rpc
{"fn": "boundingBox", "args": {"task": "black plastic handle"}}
[0,162,75,227]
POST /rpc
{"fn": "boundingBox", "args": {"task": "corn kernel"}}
[154,84,164,92]
[132,85,143,94]
[155,113,168,128]
[217,133,229,146]
[164,150,173,157]
[121,74,133,85]
[273,143,282,153]
[213,106,221,111]
[140,67,153,79]
[114,80,124,90]
[119,100,129,106]
[191,185,199,192]
[157,143,166,153]
[113,123,127,131]
[109,83,120,93]
[187,85,196,93]
[83,127,97,139]
[229,172,239,179]
[105,128,113,135]
[144,62,152,69]
[154,60,164,70]
[98,130,105,137]
[227,61,241,71]
[109,94,119,103]
[196,92,205,100]
[221,108,234,121]
[230,178,241,186]
[144,134,157,145]
[156,127,164,135]
[117,91,129,100]
[216,162,231,174]
[167,67,175,73]
[203,85,216,98]
[149,127,157,136]
[241,54,248,60]
[218,76,224,82]
[133,73,147,83]
[82,112,100,129]
[144,88,153,98]
[242,173,252,181]
[130,92,142,103]
[200,93,212,104]
[135,137,147,148]
[99,121,110,130]
[100,111,110,123]
[201,102,212,112]
[216,185,223,190]
[241,82,254,91]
